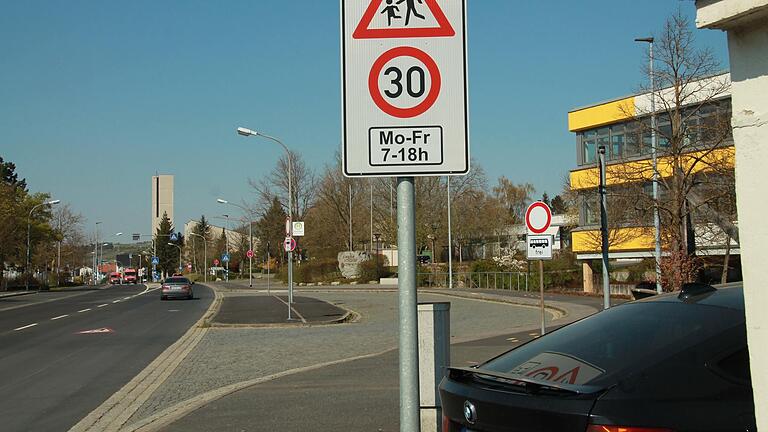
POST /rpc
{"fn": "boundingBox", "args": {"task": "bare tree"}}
[493,177,534,224]
[602,11,735,288]
[248,150,316,219]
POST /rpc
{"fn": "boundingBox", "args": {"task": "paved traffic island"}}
[211,295,352,326]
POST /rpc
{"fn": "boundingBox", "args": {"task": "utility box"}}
[418,302,451,432]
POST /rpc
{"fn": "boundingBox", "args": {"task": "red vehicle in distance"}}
[108,272,122,285]
[123,268,138,284]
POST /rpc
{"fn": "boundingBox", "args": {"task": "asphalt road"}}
[0,283,213,432]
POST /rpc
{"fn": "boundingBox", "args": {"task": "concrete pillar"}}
[696,3,768,428]
[728,24,768,430]
[582,261,595,293]
[418,302,451,432]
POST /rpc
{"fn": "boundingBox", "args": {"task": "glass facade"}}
[576,99,732,167]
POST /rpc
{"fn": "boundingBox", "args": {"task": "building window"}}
[583,193,599,225]
[582,130,597,164]
[596,127,610,159]
[610,124,624,160]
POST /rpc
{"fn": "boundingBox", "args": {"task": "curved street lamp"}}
[237,126,295,320]
[217,198,255,288]
[26,199,60,291]
[167,242,183,274]
[189,232,208,283]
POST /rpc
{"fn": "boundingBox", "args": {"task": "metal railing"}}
[418,271,530,290]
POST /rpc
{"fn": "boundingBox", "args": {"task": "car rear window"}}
[481,302,744,387]
[165,277,189,284]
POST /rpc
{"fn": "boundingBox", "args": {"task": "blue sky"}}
[0,1,729,240]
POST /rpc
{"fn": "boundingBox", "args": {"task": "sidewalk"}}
[119,285,598,431]
[158,326,551,432]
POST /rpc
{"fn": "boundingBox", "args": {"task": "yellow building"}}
[567,72,738,291]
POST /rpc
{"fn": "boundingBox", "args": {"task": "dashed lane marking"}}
[14,323,38,331]
[51,315,68,320]
[112,300,121,303]
[78,308,91,313]
[97,304,108,308]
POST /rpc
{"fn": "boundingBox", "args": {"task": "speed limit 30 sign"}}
[341,0,469,177]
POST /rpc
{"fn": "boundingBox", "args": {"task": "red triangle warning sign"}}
[353,0,455,39]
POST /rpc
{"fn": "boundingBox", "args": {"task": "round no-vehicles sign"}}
[526,201,552,234]
[341,0,469,177]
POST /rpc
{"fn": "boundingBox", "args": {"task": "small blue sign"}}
[221,253,230,263]
[151,256,159,265]
[170,233,178,242]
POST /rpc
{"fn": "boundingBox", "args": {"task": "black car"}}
[439,284,756,431]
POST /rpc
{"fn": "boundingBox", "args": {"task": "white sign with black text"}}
[527,235,553,260]
[341,0,469,177]
[292,221,305,237]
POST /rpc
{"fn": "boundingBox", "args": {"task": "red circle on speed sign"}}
[368,46,441,119]
[246,249,254,259]
[213,259,220,266]
[525,201,552,234]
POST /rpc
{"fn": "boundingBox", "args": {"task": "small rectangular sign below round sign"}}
[341,0,469,177]
[527,235,553,260]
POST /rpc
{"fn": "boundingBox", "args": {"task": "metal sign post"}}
[342,1,468,429]
[397,176,419,431]
[526,202,553,336]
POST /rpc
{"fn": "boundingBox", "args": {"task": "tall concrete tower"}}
[151,175,174,234]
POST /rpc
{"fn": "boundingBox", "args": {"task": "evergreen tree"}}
[154,212,177,276]
[257,197,287,264]
[191,215,212,273]
[550,195,569,215]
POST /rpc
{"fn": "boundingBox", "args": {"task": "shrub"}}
[357,258,392,282]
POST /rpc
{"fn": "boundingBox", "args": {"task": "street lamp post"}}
[218,199,254,288]
[94,222,101,285]
[635,36,662,294]
[189,232,207,283]
[373,233,381,280]
[237,126,295,320]
[26,199,61,291]
[168,243,182,273]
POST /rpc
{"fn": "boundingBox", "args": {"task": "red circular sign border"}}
[368,46,441,119]
[525,202,552,234]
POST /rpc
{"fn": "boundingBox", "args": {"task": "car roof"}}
[634,284,744,311]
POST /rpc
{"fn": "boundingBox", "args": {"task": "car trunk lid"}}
[441,367,602,431]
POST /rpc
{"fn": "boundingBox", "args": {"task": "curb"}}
[0,291,37,299]
[421,289,572,321]
[68,286,221,432]
[206,292,361,329]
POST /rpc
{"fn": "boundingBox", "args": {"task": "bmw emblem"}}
[463,400,477,425]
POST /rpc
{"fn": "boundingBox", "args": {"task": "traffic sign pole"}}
[540,260,545,335]
[397,177,420,431]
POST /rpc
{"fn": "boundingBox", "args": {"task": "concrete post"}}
[418,302,451,432]
[582,261,594,293]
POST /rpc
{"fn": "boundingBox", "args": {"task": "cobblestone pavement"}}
[128,290,595,425]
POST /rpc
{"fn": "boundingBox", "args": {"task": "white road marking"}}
[78,308,91,313]
[112,300,121,303]
[123,296,131,300]
[506,337,518,342]
[51,315,68,320]
[528,333,538,336]
[97,304,108,308]
[14,323,38,331]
